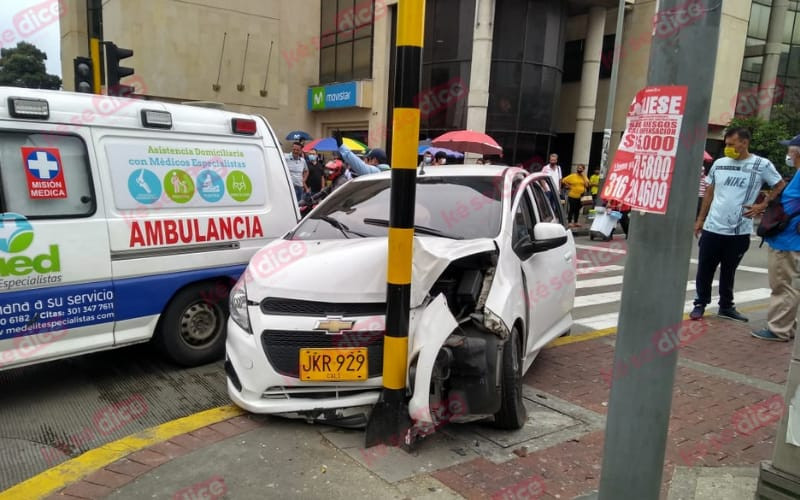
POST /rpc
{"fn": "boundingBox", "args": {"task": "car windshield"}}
[290,175,504,240]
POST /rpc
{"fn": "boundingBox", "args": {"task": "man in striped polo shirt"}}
[692,127,786,322]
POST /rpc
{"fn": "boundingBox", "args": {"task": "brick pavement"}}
[432,316,792,499]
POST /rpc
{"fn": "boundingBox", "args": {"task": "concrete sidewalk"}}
[10,306,793,500]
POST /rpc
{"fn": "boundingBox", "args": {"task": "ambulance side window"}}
[0,132,95,218]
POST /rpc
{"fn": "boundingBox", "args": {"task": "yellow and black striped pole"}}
[364,0,425,448]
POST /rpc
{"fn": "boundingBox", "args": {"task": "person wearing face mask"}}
[434,151,447,165]
[691,127,786,322]
[752,134,800,341]
[419,151,434,167]
[305,148,324,196]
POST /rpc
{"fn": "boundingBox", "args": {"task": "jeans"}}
[567,197,582,224]
[694,230,750,309]
[618,211,629,237]
[294,185,304,201]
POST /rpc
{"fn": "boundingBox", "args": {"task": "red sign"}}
[129,215,265,248]
[601,86,688,214]
[21,147,68,199]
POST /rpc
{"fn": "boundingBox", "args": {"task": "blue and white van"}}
[0,87,299,369]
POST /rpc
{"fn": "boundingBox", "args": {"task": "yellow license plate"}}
[299,348,368,381]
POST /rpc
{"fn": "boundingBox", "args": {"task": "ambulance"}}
[0,87,299,370]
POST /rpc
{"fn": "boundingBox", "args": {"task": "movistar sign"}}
[308,82,358,111]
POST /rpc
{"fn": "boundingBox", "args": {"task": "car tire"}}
[155,281,229,367]
[493,326,527,430]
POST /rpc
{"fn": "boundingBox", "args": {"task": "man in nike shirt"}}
[691,127,786,322]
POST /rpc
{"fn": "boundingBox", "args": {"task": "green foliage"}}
[728,109,799,178]
[0,41,61,90]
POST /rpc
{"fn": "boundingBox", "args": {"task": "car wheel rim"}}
[179,302,222,348]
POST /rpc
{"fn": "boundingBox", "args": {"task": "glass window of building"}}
[738,1,800,116]
[319,0,375,84]
[485,0,567,165]
[562,34,615,82]
[419,0,476,137]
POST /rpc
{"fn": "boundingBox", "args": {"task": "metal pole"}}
[597,0,626,194]
[597,1,721,499]
[365,0,425,448]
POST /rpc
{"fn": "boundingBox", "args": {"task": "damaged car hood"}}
[244,237,497,307]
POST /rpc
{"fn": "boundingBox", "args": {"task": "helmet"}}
[324,159,344,181]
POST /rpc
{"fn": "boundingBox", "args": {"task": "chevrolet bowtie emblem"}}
[315,318,355,334]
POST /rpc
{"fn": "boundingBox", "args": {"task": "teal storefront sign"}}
[308,82,358,111]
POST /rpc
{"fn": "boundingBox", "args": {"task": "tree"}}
[728,110,795,178]
[0,41,61,90]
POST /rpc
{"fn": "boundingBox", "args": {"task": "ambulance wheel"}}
[493,327,527,430]
[156,282,229,366]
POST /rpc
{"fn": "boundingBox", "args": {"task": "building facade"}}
[59,0,791,173]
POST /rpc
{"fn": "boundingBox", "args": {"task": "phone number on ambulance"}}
[2,310,115,336]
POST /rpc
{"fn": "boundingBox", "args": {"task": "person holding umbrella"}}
[333,129,390,176]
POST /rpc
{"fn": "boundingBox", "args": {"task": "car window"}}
[534,176,563,224]
[290,175,505,240]
[0,132,95,218]
[512,191,536,247]
[529,184,555,223]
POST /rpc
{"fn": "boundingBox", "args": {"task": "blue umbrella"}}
[286,130,313,141]
[419,146,464,158]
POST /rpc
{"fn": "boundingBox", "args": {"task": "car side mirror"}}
[529,222,568,252]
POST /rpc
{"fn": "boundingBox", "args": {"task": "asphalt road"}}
[0,231,774,491]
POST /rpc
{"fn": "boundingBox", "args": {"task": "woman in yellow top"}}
[562,164,590,228]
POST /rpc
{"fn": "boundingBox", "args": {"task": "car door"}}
[509,174,574,354]
[0,125,115,370]
[529,177,576,325]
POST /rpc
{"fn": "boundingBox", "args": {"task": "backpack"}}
[756,197,800,246]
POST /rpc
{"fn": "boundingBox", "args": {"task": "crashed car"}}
[225,166,576,432]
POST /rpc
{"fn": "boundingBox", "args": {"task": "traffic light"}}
[104,41,134,97]
[73,57,94,93]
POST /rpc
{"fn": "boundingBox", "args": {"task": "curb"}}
[0,406,249,500]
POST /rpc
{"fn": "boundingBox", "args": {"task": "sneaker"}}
[717,307,748,323]
[689,305,705,320]
[751,329,788,342]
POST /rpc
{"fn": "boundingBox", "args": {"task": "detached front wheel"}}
[155,282,229,366]
[493,326,527,429]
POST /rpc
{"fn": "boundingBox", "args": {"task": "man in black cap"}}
[334,129,390,176]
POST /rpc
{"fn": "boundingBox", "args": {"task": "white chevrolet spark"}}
[225,166,576,432]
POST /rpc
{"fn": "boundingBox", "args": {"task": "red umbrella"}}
[431,130,503,156]
[703,150,712,162]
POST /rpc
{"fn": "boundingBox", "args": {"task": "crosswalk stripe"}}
[574,280,719,307]
[573,288,771,330]
[577,275,623,288]
[688,258,768,274]
[576,265,625,275]
[575,244,627,255]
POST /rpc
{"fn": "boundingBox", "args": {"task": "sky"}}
[2,0,63,77]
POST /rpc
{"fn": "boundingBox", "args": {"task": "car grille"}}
[260,298,386,316]
[261,386,377,400]
[261,330,385,378]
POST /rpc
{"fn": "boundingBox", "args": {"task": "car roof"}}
[352,164,523,181]
[0,87,269,138]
